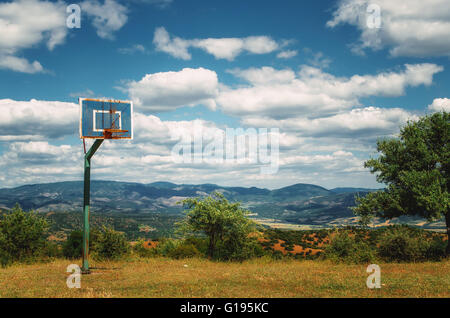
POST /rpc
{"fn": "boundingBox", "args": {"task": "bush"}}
[0,232,11,268]
[63,230,83,259]
[216,236,266,262]
[41,241,62,259]
[0,204,48,262]
[133,239,156,258]
[324,231,377,264]
[93,227,130,260]
[378,226,445,262]
[62,229,102,259]
[183,236,208,256]
[425,236,447,261]
[154,238,181,257]
[168,244,201,259]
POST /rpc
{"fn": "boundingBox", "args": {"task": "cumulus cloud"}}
[0,100,380,189]
[428,98,450,112]
[0,99,78,139]
[81,0,128,40]
[242,107,417,138]
[153,27,191,59]
[0,0,67,73]
[153,27,282,61]
[227,67,296,86]
[0,0,129,73]
[127,67,219,113]
[327,0,450,57]
[217,64,443,118]
[0,141,82,186]
[0,55,44,74]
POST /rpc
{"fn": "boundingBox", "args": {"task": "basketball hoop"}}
[103,128,129,139]
[78,98,133,274]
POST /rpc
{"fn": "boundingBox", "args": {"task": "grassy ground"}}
[0,257,449,298]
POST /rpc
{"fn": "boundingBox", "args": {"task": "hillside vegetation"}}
[0,181,445,242]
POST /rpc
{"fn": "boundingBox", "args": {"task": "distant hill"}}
[330,187,381,193]
[0,181,445,239]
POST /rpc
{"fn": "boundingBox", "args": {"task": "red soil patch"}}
[259,238,323,257]
[129,240,159,249]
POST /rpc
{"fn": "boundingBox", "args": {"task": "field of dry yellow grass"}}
[0,257,449,298]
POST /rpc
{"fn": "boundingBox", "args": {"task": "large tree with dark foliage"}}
[353,111,449,255]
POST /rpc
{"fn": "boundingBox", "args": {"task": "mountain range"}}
[0,181,445,238]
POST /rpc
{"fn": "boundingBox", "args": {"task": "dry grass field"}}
[0,257,449,298]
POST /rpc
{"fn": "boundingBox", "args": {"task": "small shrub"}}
[216,237,266,262]
[63,230,83,259]
[425,236,446,261]
[324,231,377,264]
[133,239,156,258]
[0,252,11,268]
[93,227,130,260]
[378,226,444,262]
[271,250,284,260]
[168,244,201,259]
[183,236,208,256]
[0,233,11,268]
[285,245,294,252]
[0,204,48,262]
[154,238,181,257]
[41,241,62,259]
[62,230,101,259]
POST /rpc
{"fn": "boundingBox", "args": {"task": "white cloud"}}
[217,64,443,118]
[428,98,450,112]
[81,0,128,40]
[69,89,96,98]
[0,102,381,189]
[153,27,191,60]
[277,50,298,59]
[0,0,67,73]
[127,68,219,113]
[0,55,44,74]
[327,0,450,57]
[0,99,78,139]
[153,27,282,61]
[118,44,146,54]
[306,51,331,68]
[227,67,296,86]
[242,107,417,138]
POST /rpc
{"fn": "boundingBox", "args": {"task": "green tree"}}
[94,226,130,260]
[352,111,449,254]
[0,204,48,261]
[177,192,257,260]
[63,230,83,259]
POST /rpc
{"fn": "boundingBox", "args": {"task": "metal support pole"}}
[81,139,104,274]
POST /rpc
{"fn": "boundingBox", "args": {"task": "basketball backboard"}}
[79,98,133,139]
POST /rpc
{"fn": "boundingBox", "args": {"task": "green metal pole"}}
[81,139,104,274]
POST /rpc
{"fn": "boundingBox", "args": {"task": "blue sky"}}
[0,0,449,189]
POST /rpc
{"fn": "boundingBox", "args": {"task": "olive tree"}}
[177,192,257,260]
